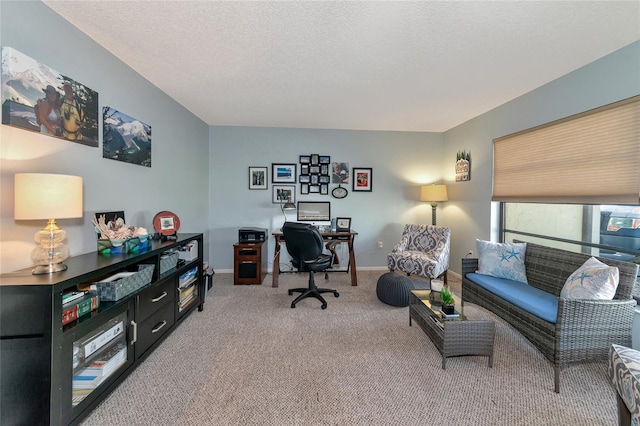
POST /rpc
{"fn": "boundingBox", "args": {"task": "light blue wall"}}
[443,41,640,269]
[209,127,443,272]
[0,1,210,273]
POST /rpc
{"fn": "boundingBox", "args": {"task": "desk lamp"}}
[280,196,296,225]
[14,173,83,274]
[420,184,448,226]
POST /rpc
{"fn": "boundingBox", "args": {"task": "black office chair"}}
[282,222,340,309]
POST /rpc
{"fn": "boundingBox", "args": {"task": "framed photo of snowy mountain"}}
[1,46,99,146]
[103,106,152,167]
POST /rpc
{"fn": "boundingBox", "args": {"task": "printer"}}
[238,227,267,243]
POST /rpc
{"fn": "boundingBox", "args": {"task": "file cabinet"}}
[233,242,267,284]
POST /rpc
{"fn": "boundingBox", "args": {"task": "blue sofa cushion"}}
[467,273,558,323]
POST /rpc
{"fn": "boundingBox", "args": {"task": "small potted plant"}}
[440,286,456,315]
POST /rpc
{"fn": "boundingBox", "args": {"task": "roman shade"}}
[492,96,640,204]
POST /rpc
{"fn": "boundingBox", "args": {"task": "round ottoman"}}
[376,272,416,307]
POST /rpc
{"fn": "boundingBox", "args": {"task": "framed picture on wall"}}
[249,166,268,189]
[272,163,297,183]
[272,185,296,204]
[353,167,372,192]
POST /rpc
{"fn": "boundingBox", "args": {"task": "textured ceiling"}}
[42,1,640,132]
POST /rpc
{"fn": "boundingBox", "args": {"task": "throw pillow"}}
[476,239,528,283]
[560,257,619,300]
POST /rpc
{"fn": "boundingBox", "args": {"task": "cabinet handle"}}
[151,292,168,303]
[151,320,167,334]
[130,320,137,345]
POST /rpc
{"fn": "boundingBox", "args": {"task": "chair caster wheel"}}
[291,303,296,308]
[321,304,327,309]
[334,292,340,297]
[288,290,293,295]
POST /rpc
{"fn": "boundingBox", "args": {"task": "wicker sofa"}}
[462,241,638,393]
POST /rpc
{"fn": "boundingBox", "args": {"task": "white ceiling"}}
[42,1,640,132]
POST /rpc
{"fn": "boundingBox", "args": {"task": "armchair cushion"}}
[609,344,640,425]
[561,256,619,300]
[476,239,528,283]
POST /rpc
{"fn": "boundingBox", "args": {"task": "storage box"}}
[95,264,155,301]
[177,240,198,261]
[159,251,179,274]
[98,236,150,255]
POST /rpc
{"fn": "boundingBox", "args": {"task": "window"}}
[500,203,640,296]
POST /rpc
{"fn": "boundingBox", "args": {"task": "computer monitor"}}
[297,201,331,226]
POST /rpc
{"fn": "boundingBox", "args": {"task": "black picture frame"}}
[248,166,268,190]
[336,217,351,232]
[352,167,372,192]
[299,155,310,164]
[272,185,296,204]
[272,163,297,183]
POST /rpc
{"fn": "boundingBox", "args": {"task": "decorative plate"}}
[153,211,180,235]
[331,185,348,199]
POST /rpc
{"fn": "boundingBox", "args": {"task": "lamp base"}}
[32,262,68,275]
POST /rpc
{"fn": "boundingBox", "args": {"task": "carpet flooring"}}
[80,270,618,425]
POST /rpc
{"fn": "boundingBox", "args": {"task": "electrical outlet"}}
[378,240,383,248]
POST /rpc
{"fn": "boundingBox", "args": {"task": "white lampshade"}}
[15,173,83,220]
[420,184,448,202]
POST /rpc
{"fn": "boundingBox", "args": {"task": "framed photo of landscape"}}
[272,163,297,183]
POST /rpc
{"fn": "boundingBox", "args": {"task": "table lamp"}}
[14,173,83,274]
[420,184,448,226]
[280,196,296,225]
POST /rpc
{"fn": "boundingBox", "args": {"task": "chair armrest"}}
[390,235,409,253]
[325,240,341,250]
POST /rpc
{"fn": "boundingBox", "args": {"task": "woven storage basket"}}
[96,264,155,301]
[159,251,179,274]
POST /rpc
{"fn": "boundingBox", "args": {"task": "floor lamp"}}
[420,184,448,226]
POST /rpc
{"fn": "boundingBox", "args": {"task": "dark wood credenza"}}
[0,233,204,426]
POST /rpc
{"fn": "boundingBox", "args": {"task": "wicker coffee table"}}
[409,290,495,369]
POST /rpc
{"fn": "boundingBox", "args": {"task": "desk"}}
[272,229,359,288]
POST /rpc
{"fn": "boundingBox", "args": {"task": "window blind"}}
[492,96,640,205]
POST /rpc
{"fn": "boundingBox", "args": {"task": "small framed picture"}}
[299,155,310,164]
[248,166,268,190]
[272,163,297,183]
[272,185,296,204]
[310,154,319,165]
[309,185,320,193]
[320,183,328,195]
[301,183,309,194]
[301,164,309,175]
[311,174,319,184]
[336,217,351,232]
[319,155,330,164]
[319,175,330,184]
[299,174,310,183]
[309,165,320,174]
[353,167,372,192]
[320,164,329,175]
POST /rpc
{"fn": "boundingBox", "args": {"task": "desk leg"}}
[272,237,280,288]
[348,237,357,286]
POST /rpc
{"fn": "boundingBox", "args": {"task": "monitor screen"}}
[297,201,331,223]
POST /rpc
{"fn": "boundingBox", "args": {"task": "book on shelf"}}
[62,294,100,325]
[178,267,198,288]
[63,290,87,305]
[79,320,124,359]
[73,343,127,391]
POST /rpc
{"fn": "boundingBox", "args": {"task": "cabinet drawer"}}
[137,278,175,323]
[234,245,260,259]
[136,302,174,357]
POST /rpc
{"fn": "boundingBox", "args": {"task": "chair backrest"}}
[282,222,324,262]
[401,224,451,253]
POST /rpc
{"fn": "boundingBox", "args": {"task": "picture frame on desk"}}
[336,217,351,232]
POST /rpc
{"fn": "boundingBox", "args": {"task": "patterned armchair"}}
[387,224,451,283]
[609,344,640,425]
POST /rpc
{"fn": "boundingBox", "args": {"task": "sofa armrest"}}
[462,258,478,277]
[556,298,636,359]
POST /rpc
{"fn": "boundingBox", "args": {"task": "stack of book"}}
[72,342,127,405]
[62,291,100,325]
